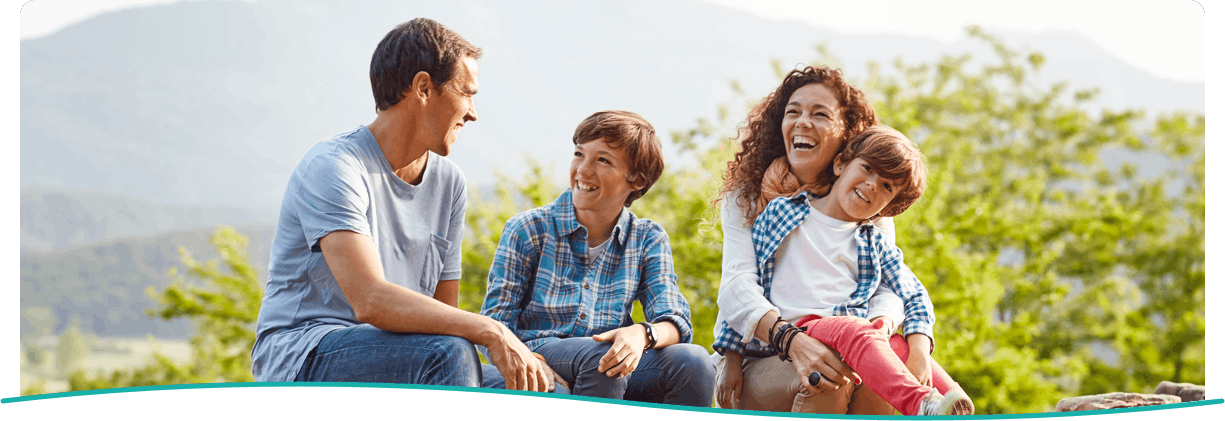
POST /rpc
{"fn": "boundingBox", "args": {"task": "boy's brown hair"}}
[572,110,664,207]
[835,125,927,217]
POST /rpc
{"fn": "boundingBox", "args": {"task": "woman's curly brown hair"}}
[717,65,878,223]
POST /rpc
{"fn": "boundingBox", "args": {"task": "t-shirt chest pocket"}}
[389,233,451,296]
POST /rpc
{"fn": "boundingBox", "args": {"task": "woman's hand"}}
[787,334,859,395]
[717,352,745,409]
[592,325,649,378]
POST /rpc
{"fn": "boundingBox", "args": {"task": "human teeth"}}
[576,181,598,191]
[855,189,869,203]
[792,136,816,148]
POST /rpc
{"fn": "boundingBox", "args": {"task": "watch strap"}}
[638,322,657,350]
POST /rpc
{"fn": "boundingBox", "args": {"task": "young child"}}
[751,125,973,416]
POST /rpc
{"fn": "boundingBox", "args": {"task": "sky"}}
[16,0,1208,83]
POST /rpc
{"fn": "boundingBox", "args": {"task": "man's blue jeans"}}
[294,324,481,387]
[482,337,716,406]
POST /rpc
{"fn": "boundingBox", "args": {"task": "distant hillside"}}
[21,226,276,339]
[21,186,276,252]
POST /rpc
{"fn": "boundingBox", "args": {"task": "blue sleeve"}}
[480,215,538,336]
[294,152,370,251]
[441,175,467,280]
[877,236,936,352]
[635,223,694,344]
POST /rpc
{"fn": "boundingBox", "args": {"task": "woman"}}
[713,65,927,414]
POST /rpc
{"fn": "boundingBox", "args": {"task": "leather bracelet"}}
[768,317,782,352]
[770,317,789,354]
[638,322,657,350]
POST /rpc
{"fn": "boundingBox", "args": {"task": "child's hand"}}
[905,351,933,387]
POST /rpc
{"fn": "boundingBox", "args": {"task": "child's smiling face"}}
[822,156,901,222]
[570,138,642,214]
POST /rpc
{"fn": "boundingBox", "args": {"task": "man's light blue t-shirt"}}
[251,126,467,382]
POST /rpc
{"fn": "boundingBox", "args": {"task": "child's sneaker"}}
[919,389,975,415]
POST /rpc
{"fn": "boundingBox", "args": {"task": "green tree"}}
[55,317,92,378]
[66,226,264,391]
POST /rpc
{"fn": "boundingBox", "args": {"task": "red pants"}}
[795,315,958,415]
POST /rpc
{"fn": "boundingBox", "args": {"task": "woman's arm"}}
[717,197,781,342]
[751,309,858,394]
[866,282,904,335]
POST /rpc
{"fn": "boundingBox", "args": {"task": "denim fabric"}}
[487,337,716,407]
[479,364,571,394]
[294,324,481,387]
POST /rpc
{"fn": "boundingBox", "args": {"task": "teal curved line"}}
[3,383,1221,419]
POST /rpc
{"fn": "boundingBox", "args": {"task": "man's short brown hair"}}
[370,18,482,112]
[836,125,927,217]
[572,111,664,207]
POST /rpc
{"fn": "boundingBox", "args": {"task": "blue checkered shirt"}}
[713,191,935,355]
[481,189,693,350]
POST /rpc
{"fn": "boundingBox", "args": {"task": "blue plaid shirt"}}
[481,189,693,350]
[713,191,935,355]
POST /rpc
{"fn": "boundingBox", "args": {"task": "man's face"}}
[421,56,479,156]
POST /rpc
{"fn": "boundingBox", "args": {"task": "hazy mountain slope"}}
[20,0,1202,218]
[21,225,276,338]
[21,187,276,251]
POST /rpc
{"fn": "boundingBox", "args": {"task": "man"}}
[251,18,551,392]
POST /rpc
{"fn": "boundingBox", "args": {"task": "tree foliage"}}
[66,226,264,390]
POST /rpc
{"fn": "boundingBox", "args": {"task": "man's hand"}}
[592,325,649,378]
[787,334,860,395]
[716,352,745,409]
[484,322,550,392]
[533,352,569,391]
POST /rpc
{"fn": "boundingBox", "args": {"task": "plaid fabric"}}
[713,191,935,355]
[481,189,693,350]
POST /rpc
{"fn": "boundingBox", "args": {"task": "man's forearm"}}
[355,279,501,346]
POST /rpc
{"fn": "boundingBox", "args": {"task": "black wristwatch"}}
[638,322,657,350]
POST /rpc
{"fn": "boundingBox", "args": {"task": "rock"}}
[1154,381,1205,402]
[1056,393,1181,412]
